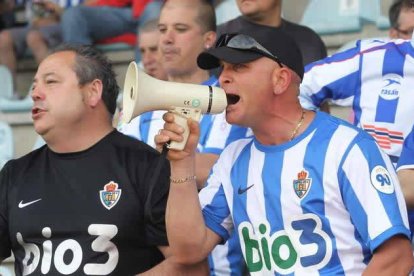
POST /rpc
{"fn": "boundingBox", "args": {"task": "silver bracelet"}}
[170,175,197,184]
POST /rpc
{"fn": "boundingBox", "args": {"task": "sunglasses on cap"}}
[215,33,284,68]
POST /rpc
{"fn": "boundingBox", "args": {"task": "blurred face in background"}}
[139,30,167,80]
[236,0,280,19]
[158,1,213,78]
[390,7,414,39]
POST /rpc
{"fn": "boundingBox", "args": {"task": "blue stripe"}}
[337,167,372,264]
[199,114,214,150]
[139,112,153,144]
[375,47,404,123]
[231,142,252,226]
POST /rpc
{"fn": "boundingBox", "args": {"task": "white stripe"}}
[323,126,365,275]
[281,133,320,276]
[245,143,273,276]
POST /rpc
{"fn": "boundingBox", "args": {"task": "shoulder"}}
[220,137,253,160]
[109,130,161,157]
[314,112,374,143]
[282,19,323,41]
[217,16,243,36]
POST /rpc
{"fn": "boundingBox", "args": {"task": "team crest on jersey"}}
[293,170,312,199]
[100,181,122,210]
[370,165,394,194]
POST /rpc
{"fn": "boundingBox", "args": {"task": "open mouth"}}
[226,94,240,105]
[32,107,44,116]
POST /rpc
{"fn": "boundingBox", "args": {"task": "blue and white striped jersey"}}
[200,112,410,275]
[300,39,414,165]
[119,75,252,275]
[397,126,414,171]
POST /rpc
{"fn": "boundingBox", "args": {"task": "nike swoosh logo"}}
[238,184,254,195]
[18,199,42,208]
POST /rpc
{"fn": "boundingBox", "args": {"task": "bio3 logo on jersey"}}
[238,214,332,274]
[379,74,402,100]
[17,224,118,275]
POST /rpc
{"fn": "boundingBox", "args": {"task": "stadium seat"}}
[95,42,134,52]
[0,255,15,276]
[359,0,390,29]
[0,65,14,99]
[0,121,14,169]
[301,0,361,35]
[0,265,14,276]
[0,92,33,113]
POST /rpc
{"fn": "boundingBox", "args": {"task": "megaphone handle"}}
[167,108,202,151]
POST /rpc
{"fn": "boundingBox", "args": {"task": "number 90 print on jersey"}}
[238,214,332,274]
[16,224,118,275]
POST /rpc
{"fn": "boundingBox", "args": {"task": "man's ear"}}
[389,28,399,39]
[85,79,103,108]
[271,67,291,95]
[203,30,216,49]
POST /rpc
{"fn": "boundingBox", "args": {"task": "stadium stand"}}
[301,0,361,35]
[0,121,13,169]
[0,65,13,99]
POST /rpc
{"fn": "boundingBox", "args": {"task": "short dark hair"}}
[51,44,119,115]
[196,0,216,33]
[161,0,216,33]
[389,0,414,28]
[138,18,159,34]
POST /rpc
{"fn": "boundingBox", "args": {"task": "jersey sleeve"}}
[397,126,414,171]
[199,161,233,243]
[338,134,410,253]
[198,112,250,155]
[118,116,142,141]
[299,40,363,110]
[142,154,170,247]
[0,161,12,259]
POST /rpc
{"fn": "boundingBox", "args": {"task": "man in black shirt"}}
[0,44,207,275]
[217,0,327,66]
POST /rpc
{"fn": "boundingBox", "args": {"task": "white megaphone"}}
[122,61,228,150]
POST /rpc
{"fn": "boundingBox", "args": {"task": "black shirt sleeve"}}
[143,153,170,247]
[0,161,12,259]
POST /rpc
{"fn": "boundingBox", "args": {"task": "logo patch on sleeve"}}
[100,181,122,210]
[370,165,394,194]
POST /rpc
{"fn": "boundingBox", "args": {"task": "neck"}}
[243,6,282,27]
[168,69,210,84]
[44,117,114,153]
[253,104,313,145]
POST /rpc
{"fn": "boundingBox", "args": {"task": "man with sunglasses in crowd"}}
[155,27,414,274]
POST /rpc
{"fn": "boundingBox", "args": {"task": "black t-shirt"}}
[217,16,327,66]
[0,130,170,275]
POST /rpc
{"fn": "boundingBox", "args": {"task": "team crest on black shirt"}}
[293,170,312,199]
[100,181,122,210]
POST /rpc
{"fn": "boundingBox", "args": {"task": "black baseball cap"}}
[197,28,304,80]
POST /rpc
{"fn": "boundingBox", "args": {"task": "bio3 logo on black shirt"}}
[17,224,118,275]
